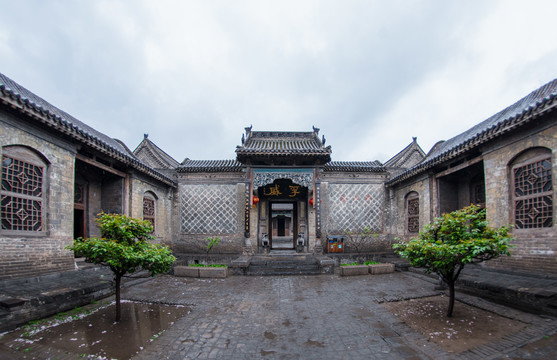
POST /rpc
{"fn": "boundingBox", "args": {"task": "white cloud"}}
[0,0,556,163]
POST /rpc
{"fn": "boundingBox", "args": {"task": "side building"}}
[0,73,176,280]
[387,79,557,276]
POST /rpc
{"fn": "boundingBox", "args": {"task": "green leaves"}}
[66,213,176,277]
[95,212,155,246]
[392,205,512,277]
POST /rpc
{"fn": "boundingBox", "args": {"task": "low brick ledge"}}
[339,265,369,276]
[339,263,395,276]
[369,263,395,275]
[174,266,228,279]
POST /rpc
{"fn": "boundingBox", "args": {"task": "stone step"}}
[246,269,322,276]
[231,254,334,276]
[246,255,322,276]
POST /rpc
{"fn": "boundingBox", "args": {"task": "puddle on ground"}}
[3,301,190,359]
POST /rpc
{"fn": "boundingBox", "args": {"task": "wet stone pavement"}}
[121,273,556,360]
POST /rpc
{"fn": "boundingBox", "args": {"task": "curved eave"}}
[386,94,557,187]
[0,85,177,188]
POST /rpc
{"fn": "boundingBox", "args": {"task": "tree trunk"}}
[115,274,122,322]
[446,279,455,318]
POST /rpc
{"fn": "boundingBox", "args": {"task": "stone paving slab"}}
[120,273,557,360]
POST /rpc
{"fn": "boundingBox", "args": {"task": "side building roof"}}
[134,134,180,170]
[0,72,176,187]
[387,78,557,186]
[384,137,426,169]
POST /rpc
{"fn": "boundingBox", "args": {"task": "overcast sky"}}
[1,1,556,163]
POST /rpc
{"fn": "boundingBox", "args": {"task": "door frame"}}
[268,200,298,250]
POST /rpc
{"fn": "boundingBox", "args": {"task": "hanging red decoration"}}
[309,197,314,207]
[252,196,260,207]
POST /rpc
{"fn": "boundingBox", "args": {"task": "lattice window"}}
[513,155,552,229]
[407,193,419,234]
[74,183,85,205]
[1,149,45,232]
[472,183,486,205]
[143,196,155,232]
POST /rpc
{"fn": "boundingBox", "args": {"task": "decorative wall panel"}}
[327,183,383,233]
[180,184,238,234]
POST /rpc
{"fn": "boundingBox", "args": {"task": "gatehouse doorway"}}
[269,202,297,250]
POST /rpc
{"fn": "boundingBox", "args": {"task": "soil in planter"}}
[383,295,526,353]
[1,301,190,359]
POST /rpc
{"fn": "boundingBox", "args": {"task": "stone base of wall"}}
[0,266,150,332]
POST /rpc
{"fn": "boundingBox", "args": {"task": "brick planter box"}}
[174,266,199,278]
[339,265,369,276]
[174,266,228,278]
[368,263,395,275]
[199,267,228,279]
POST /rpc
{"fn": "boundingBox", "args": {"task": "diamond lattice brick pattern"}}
[327,184,383,233]
[180,184,239,234]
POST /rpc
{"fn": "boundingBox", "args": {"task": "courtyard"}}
[1,271,556,359]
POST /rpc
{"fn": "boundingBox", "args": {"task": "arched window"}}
[511,148,552,229]
[1,146,47,233]
[143,192,156,232]
[406,191,419,234]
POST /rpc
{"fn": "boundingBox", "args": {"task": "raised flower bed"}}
[368,262,395,275]
[339,263,369,276]
[339,261,395,276]
[174,265,228,278]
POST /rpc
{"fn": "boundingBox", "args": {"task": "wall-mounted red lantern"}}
[252,196,260,207]
[309,197,314,207]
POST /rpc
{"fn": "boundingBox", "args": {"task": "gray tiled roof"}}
[387,78,557,186]
[236,129,332,163]
[177,159,244,173]
[0,72,176,187]
[323,161,384,172]
[133,135,180,169]
[384,137,425,168]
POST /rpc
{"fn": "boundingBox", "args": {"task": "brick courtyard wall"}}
[173,172,247,255]
[320,171,392,253]
[129,174,174,244]
[0,111,76,279]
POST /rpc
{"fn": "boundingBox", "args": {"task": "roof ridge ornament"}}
[312,125,320,136]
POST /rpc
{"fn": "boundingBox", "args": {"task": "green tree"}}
[392,205,512,317]
[205,236,220,264]
[67,213,176,322]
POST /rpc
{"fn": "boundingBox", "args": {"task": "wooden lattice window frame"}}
[512,153,553,229]
[1,147,47,234]
[406,192,419,234]
[143,194,156,232]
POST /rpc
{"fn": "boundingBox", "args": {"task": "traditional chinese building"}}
[1,71,556,280]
